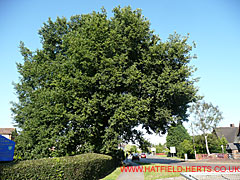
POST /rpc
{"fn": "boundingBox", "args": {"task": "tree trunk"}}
[205,135,210,156]
[191,123,197,159]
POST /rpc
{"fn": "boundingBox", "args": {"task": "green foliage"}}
[155,143,168,153]
[177,139,194,158]
[194,134,228,154]
[156,145,163,153]
[166,124,191,150]
[139,138,151,153]
[124,144,137,153]
[218,136,228,153]
[0,153,115,180]
[12,6,198,160]
[193,135,205,154]
[131,145,137,153]
[124,144,132,153]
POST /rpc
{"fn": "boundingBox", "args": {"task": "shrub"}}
[177,139,194,159]
[0,153,115,180]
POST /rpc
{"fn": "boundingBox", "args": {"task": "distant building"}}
[214,123,240,157]
[0,128,15,140]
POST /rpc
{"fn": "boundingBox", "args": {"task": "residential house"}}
[0,128,15,140]
[214,123,240,158]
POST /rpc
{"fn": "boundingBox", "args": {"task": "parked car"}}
[141,153,146,158]
[132,153,140,161]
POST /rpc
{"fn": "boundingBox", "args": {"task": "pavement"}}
[116,160,144,180]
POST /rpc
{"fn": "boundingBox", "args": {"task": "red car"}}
[141,153,146,158]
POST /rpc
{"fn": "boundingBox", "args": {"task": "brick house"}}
[0,128,16,140]
[214,123,240,159]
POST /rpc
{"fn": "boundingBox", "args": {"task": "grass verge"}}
[144,164,182,180]
[100,167,122,180]
[157,154,183,160]
[102,161,203,180]
[135,162,204,180]
[157,154,167,157]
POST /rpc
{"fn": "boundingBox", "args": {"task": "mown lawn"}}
[157,154,168,157]
[102,163,203,180]
[136,161,204,180]
[144,164,182,180]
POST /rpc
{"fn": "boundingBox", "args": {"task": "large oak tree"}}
[12,6,198,159]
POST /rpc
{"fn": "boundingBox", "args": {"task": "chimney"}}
[230,124,235,127]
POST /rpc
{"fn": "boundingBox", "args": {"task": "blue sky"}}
[1,0,239,140]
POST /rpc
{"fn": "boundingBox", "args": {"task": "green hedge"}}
[0,153,115,180]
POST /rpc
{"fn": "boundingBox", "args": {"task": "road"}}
[117,155,240,180]
[134,155,240,171]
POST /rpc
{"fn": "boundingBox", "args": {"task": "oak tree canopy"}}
[12,6,198,159]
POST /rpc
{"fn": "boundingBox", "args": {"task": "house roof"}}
[214,127,239,143]
[234,136,240,143]
[227,143,238,150]
[0,128,15,135]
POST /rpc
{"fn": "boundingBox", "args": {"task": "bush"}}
[177,140,194,159]
[0,153,115,180]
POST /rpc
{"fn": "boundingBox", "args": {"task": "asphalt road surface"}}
[134,155,240,171]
